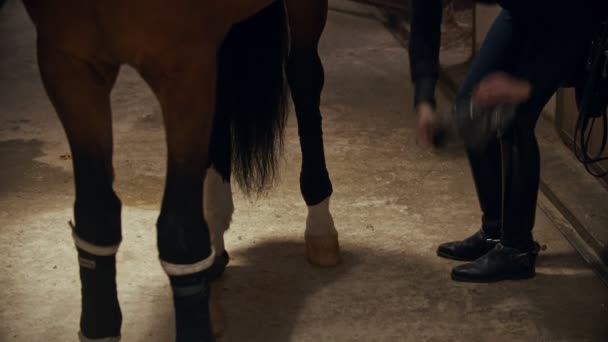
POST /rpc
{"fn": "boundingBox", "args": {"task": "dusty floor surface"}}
[1,1,607,341]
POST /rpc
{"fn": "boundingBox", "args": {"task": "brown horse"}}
[23,0,339,341]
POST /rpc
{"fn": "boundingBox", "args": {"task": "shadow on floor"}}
[215,240,358,342]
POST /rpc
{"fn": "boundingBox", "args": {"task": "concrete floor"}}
[1,1,607,341]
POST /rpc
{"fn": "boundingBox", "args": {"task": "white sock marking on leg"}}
[306,196,337,237]
[204,167,234,255]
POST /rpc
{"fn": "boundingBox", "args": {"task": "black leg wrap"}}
[73,194,122,247]
[299,126,332,205]
[72,155,123,247]
[206,251,230,282]
[170,273,214,342]
[77,249,122,339]
[157,161,212,265]
[300,163,333,206]
[287,53,333,206]
[156,213,213,265]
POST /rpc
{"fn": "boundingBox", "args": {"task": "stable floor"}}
[1,1,607,341]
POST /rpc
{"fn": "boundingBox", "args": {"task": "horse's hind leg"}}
[286,0,340,266]
[37,45,122,341]
[142,54,217,342]
[203,107,233,280]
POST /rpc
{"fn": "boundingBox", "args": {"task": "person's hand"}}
[415,102,436,147]
[473,71,532,108]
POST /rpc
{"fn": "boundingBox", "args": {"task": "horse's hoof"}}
[206,251,230,281]
[209,280,225,338]
[305,234,341,267]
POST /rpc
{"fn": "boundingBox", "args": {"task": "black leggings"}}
[455,6,596,247]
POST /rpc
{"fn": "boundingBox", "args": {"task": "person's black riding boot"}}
[436,229,500,261]
[451,243,539,283]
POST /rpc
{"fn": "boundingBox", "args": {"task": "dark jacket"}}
[407,0,529,108]
[408,0,442,107]
[408,0,606,108]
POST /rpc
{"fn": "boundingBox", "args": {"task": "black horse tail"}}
[215,0,289,195]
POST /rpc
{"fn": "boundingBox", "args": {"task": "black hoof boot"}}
[77,249,122,340]
[171,274,214,342]
[206,251,230,281]
[451,243,539,283]
[436,229,500,261]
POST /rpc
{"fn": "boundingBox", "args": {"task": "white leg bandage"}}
[72,231,120,256]
[160,248,216,276]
